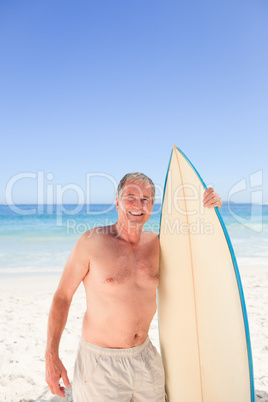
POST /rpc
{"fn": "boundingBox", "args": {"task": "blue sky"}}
[1,0,267,204]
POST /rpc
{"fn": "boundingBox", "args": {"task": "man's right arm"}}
[45,231,91,397]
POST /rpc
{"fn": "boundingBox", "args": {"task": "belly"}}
[82,285,157,348]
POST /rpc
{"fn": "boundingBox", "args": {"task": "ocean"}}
[0,203,267,276]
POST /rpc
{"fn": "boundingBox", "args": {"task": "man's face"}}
[116,181,154,228]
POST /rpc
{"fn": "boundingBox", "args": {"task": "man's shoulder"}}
[79,225,114,242]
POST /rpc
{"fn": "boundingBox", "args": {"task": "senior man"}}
[45,172,222,401]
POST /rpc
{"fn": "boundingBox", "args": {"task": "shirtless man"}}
[45,172,222,401]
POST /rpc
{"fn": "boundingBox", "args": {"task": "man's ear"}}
[115,196,119,211]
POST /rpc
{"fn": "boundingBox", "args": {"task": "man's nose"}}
[133,198,142,208]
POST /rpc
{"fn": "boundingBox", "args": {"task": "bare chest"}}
[86,239,159,289]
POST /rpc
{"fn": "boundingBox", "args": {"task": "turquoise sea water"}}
[0,203,267,276]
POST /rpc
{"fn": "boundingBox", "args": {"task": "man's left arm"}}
[203,187,223,209]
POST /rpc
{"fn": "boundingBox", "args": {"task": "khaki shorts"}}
[73,337,166,401]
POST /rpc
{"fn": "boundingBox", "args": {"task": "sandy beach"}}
[0,264,267,402]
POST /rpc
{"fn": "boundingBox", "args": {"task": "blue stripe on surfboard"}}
[175,145,255,402]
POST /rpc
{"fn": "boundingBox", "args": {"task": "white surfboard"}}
[158,145,254,402]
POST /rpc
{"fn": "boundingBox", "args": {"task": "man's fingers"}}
[62,369,72,389]
[205,197,222,209]
[45,357,70,396]
[203,187,215,201]
[46,372,67,397]
[47,383,54,395]
[203,187,222,209]
[59,385,67,396]
[51,381,66,397]
[204,187,214,193]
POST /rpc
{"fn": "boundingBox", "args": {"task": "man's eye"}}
[142,198,149,203]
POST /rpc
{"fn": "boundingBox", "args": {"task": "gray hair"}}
[116,172,155,204]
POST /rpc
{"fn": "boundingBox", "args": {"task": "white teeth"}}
[129,211,143,216]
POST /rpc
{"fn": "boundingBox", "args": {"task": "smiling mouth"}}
[128,211,144,216]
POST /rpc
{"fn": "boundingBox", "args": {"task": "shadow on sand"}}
[28,385,73,402]
[256,390,268,402]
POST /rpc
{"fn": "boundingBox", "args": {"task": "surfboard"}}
[158,145,255,402]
